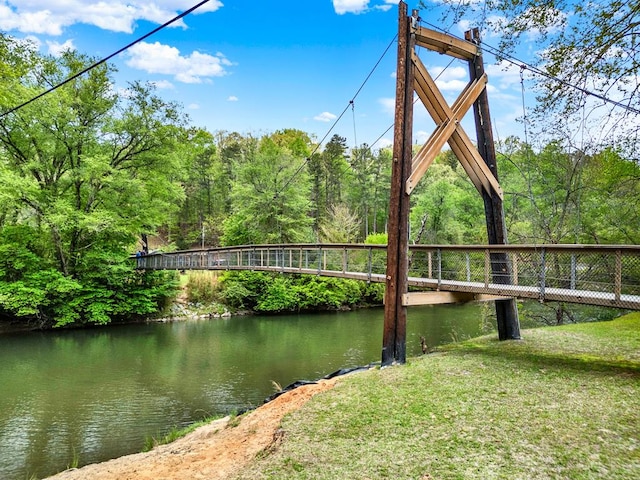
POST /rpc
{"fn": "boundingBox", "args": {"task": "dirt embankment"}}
[45,378,338,480]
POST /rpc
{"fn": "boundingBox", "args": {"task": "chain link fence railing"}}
[137,244,640,310]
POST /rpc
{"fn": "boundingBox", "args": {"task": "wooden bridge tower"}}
[382,2,521,366]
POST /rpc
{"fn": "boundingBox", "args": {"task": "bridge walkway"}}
[136,243,640,311]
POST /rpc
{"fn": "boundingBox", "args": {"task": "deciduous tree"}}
[0,38,184,326]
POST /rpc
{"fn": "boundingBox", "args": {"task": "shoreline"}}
[44,377,342,480]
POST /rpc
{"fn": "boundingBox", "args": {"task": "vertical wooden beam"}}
[465,28,521,340]
[383,1,413,365]
[615,249,622,301]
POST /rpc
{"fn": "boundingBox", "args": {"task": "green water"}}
[0,304,490,479]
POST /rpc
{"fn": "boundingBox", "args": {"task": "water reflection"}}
[0,304,489,479]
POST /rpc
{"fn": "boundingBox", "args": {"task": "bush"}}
[186,271,219,304]
[217,271,384,313]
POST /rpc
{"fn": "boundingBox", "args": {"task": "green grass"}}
[233,313,640,479]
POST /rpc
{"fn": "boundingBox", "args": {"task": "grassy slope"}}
[234,313,640,480]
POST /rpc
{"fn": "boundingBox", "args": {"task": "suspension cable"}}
[0,0,212,118]
[351,100,358,149]
[520,65,530,148]
[275,33,398,198]
[421,20,640,117]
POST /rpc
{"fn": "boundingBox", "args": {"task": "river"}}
[0,304,491,479]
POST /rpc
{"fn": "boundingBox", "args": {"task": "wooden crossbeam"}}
[414,27,479,60]
[407,72,485,193]
[402,291,514,306]
[406,52,504,199]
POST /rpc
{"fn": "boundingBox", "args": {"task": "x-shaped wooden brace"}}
[405,51,503,200]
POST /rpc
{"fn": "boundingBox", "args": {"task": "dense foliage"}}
[1,7,639,328]
[216,271,384,313]
[0,36,183,327]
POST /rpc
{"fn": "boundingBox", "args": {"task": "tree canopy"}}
[0,36,184,327]
[423,0,640,158]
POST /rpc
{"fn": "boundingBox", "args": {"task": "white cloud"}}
[379,97,394,116]
[150,79,175,89]
[227,96,238,102]
[374,0,399,12]
[314,111,337,122]
[333,0,369,15]
[125,41,232,83]
[377,137,393,148]
[0,1,223,35]
[188,103,200,110]
[16,35,42,51]
[46,39,75,57]
[486,61,524,91]
[414,130,431,144]
[430,65,470,92]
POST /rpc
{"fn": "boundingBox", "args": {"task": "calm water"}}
[0,304,489,479]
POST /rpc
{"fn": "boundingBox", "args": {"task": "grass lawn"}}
[233,313,640,479]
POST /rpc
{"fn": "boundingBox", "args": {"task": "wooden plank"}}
[414,27,479,60]
[402,291,513,306]
[413,76,485,193]
[410,53,503,199]
[406,73,487,194]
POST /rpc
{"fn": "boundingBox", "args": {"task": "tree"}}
[318,204,360,243]
[221,134,313,245]
[308,134,350,233]
[425,0,640,157]
[498,139,586,244]
[346,144,391,239]
[409,160,483,244]
[497,136,640,245]
[579,148,640,244]
[171,128,224,249]
[0,39,185,326]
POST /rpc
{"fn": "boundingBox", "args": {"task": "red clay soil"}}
[45,378,338,480]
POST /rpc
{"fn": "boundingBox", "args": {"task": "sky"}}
[0,0,530,151]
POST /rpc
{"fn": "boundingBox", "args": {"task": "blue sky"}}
[1,0,530,150]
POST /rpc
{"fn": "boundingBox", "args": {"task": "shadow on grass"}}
[442,340,640,378]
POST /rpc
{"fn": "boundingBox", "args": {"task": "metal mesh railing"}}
[136,244,640,310]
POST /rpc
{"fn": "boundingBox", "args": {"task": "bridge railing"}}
[136,244,640,310]
[138,243,389,282]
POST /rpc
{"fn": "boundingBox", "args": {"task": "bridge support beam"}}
[466,28,521,341]
[402,292,514,306]
[383,3,520,364]
[382,1,413,366]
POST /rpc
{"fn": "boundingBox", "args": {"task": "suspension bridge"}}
[136,243,640,311]
[137,3,638,366]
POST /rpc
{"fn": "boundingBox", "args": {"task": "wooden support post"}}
[615,249,622,301]
[382,1,413,366]
[465,28,521,341]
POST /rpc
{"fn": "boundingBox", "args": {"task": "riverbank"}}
[45,378,340,480]
[46,313,640,479]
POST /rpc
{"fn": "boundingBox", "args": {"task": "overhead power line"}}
[0,0,212,118]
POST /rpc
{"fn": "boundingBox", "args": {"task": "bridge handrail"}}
[135,243,640,310]
[142,243,640,255]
